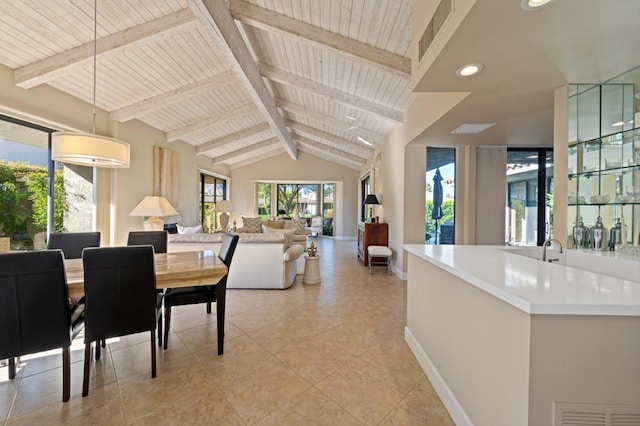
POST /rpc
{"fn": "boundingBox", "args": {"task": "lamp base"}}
[219,212,229,232]
[143,216,164,231]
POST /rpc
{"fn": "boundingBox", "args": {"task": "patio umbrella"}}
[432,168,443,244]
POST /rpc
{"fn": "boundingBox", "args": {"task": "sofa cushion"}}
[265,219,285,229]
[242,217,263,233]
[177,224,202,234]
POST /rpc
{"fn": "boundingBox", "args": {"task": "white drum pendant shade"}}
[52,132,130,168]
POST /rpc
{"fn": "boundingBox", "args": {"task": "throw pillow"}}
[290,218,308,235]
[177,224,203,234]
[242,217,263,233]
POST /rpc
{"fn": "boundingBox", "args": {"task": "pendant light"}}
[51,0,130,168]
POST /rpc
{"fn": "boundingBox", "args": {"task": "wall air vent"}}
[418,0,453,62]
[553,402,640,426]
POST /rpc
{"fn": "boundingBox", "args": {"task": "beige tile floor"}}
[1,238,453,425]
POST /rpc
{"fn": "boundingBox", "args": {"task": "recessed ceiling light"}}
[451,123,495,134]
[521,0,554,11]
[611,121,625,127]
[456,63,483,77]
[357,136,373,146]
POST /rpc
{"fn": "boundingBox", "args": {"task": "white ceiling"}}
[411,0,640,148]
[0,0,414,170]
[1,0,638,169]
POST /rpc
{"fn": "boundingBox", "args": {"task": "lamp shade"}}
[214,200,234,213]
[363,194,380,205]
[129,196,178,217]
[52,132,130,168]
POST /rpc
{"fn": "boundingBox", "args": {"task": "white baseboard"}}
[391,264,407,280]
[404,327,473,426]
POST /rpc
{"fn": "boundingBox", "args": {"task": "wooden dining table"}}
[65,250,227,297]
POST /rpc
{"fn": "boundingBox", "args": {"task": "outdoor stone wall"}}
[63,164,93,232]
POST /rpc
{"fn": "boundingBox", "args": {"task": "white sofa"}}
[168,233,304,289]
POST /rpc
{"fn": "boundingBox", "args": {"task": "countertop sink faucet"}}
[542,238,563,262]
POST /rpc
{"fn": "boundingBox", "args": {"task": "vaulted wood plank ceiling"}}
[0,0,413,170]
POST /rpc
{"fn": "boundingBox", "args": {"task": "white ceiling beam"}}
[188,0,297,159]
[211,137,280,164]
[286,120,374,158]
[196,123,271,154]
[110,72,235,122]
[294,135,367,165]
[167,103,256,141]
[276,99,383,145]
[230,0,410,78]
[261,64,404,123]
[15,9,197,89]
[229,148,285,169]
[296,145,362,170]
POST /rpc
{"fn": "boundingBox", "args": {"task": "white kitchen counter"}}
[404,244,640,316]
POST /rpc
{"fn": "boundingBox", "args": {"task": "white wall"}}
[229,151,360,238]
[475,147,507,245]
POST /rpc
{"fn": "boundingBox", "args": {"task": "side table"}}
[303,255,320,284]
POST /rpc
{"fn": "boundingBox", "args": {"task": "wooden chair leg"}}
[216,295,226,355]
[82,343,91,397]
[150,330,157,378]
[62,346,70,402]
[8,358,15,380]
[163,306,171,350]
[157,314,163,347]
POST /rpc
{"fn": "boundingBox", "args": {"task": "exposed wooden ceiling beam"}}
[230,0,410,78]
[276,99,383,145]
[196,123,271,154]
[167,103,256,142]
[261,64,404,123]
[229,148,285,169]
[286,120,374,158]
[296,144,362,170]
[188,0,297,159]
[211,137,280,164]
[294,135,367,165]
[15,9,197,89]
[110,72,235,122]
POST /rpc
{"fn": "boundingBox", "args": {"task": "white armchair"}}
[308,216,323,238]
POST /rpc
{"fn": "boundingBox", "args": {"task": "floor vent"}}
[418,0,452,62]
[553,402,640,426]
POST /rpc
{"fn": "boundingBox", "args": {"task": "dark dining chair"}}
[163,233,239,355]
[47,232,101,259]
[127,231,168,254]
[0,250,84,402]
[81,246,163,397]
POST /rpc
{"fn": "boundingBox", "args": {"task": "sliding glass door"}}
[426,147,456,244]
[506,148,554,246]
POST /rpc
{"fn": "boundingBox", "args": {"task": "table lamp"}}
[215,200,234,231]
[130,196,178,230]
[363,194,379,223]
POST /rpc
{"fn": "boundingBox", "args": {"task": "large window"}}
[258,182,334,236]
[0,115,94,250]
[276,184,319,218]
[199,173,226,233]
[360,174,371,222]
[426,147,456,244]
[505,148,554,246]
